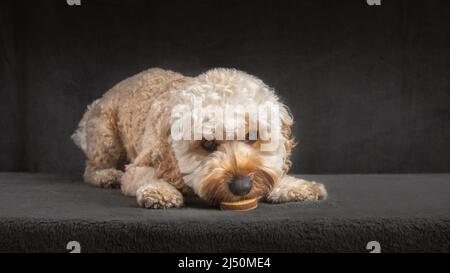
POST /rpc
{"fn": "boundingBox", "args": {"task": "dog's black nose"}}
[228,177,253,196]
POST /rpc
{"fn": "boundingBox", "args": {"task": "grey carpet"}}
[0,173,449,252]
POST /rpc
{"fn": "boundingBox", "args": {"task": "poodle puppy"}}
[72,68,327,208]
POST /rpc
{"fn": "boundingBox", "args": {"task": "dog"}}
[72,68,327,208]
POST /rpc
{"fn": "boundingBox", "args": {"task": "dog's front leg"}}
[121,165,184,209]
[266,175,327,203]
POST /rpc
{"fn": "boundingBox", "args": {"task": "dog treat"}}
[220,198,258,211]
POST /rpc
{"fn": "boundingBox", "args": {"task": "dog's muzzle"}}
[228,176,253,196]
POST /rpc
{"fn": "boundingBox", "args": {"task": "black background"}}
[1,0,449,174]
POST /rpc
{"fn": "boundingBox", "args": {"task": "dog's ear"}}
[153,138,189,192]
[132,98,192,195]
[280,104,296,174]
[154,111,193,194]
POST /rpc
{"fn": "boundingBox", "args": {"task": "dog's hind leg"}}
[81,104,125,188]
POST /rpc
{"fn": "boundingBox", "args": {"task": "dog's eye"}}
[201,139,217,151]
[245,132,257,145]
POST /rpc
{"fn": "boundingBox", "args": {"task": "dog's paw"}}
[136,182,184,209]
[266,176,327,203]
[85,168,123,188]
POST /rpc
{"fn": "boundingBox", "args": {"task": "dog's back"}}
[72,68,187,159]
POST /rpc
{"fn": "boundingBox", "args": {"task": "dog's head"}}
[169,68,295,203]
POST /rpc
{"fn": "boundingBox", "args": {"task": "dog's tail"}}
[71,99,100,155]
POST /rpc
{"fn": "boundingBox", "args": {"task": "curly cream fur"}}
[73,68,327,208]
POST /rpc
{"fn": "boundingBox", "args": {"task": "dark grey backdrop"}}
[1,0,449,174]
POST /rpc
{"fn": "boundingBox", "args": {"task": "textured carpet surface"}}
[0,173,449,252]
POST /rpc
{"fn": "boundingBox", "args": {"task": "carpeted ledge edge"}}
[1,217,449,253]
